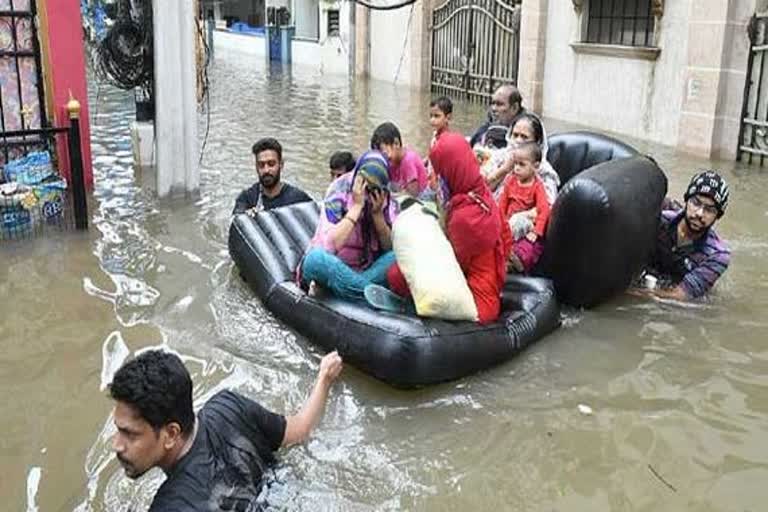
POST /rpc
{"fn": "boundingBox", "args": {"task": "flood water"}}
[2,48,768,511]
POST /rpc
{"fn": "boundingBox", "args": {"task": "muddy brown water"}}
[1,52,767,511]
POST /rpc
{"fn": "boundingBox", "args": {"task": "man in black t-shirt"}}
[108,349,343,511]
[233,137,312,215]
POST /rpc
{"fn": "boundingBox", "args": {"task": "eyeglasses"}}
[688,196,718,217]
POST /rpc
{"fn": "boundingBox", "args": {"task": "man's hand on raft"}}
[627,286,688,301]
[319,351,343,384]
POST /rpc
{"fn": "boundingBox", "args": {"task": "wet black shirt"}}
[232,182,312,215]
[148,390,286,512]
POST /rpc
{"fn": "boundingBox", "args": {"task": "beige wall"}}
[536,0,757,159]
[541,2,690,147]
[366,0,430,89]
[356,0,758,160]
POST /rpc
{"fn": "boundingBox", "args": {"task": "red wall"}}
[41,0,93,188]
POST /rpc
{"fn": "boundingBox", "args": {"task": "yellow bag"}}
[392,202,478,321]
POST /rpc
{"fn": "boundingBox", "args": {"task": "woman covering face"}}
[300,151,398,301]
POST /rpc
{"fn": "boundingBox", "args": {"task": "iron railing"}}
[0,112,89,240]
[739,13,768,164]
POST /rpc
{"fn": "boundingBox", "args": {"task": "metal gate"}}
[430,0,521,101]
[1,0,89,239]
[739,13,768,164]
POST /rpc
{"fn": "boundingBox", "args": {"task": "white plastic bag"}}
[392,202,478,321]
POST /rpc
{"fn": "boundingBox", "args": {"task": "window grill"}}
[327,9,340,37]
[584,0,655,47]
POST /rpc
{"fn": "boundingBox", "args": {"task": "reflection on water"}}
[1,49,768,511]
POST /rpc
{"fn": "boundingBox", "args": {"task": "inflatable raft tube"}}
[229,201,561,388]
[539,132,668,307]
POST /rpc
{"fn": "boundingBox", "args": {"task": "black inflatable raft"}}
[540,131,668,307]
[229,200,561,388]
[228,131,667,386]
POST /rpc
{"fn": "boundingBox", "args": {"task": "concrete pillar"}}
[152,0,199,197]
[38,0,93,188]
[348,0,356,77]
[678,0,754,159]
[517,0,548,113]
[411,0,433,91]
[354,4,370,77]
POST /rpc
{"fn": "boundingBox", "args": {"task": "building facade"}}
[212,0,762,161]
[353,0,763,161]
[518,0,761,160]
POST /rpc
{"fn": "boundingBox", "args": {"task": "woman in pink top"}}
[370,122,428,197]
[299,151,398,300]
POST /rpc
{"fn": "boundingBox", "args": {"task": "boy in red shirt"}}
[498,142,551,273]
[426,96,453,195]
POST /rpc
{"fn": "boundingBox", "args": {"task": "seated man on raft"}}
[233,137,312,215]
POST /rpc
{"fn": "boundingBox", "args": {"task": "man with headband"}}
[639,170,731,300]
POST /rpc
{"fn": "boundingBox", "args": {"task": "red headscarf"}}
[430,133,508,266]
[429,133,512,322]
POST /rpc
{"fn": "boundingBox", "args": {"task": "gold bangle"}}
[343,216,357,226]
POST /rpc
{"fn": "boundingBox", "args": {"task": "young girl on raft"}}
[498,141,551,274]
